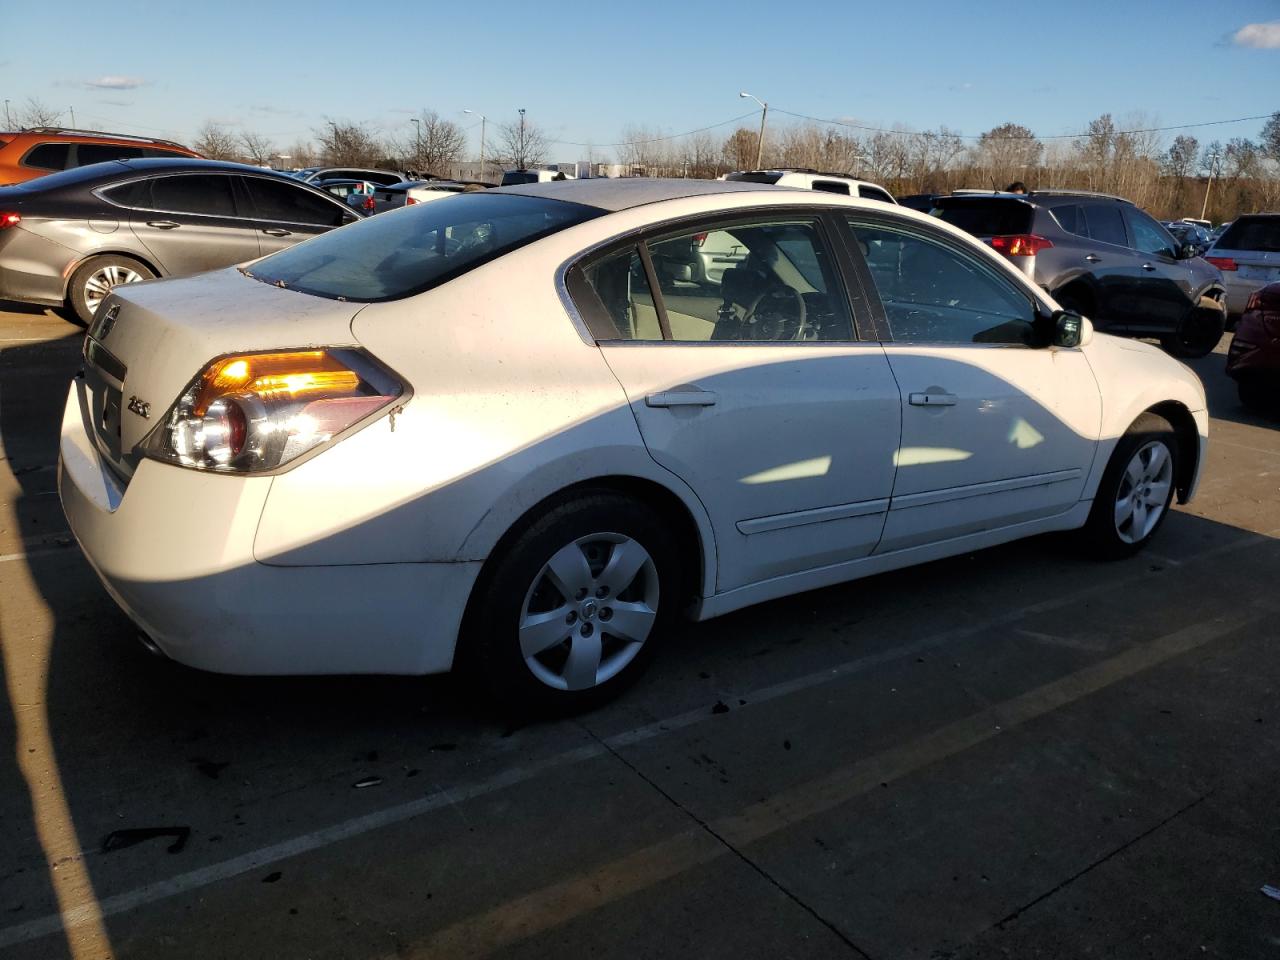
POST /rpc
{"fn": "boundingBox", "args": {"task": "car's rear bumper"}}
[0,226,76,306]
[1222,273,1266,316]
[57,382,479,676]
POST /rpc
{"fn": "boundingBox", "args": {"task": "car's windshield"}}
[931,199,1034,237]
[1216,216,1280,252]
[244,192,602,301]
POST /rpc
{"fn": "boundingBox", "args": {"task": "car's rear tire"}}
[464,491,684,715]
[1160,301,1225,359]
[1079,413,1178,560]
[66,255,154,326]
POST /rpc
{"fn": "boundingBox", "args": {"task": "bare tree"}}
[1163,135,1199,179]
[491,117,550,169]
[18,97,63,128]
[391,110,467,175]
[317,121,386,166]
[972,123,1042,189]
[193,121,240,160]
[1262,112,1280,164]
[239,130,275,166]
[285,138,317,168]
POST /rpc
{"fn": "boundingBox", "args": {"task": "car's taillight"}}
[363,195,375,211]
[139,348,404,474]
[0,212,20,229]
[1246,291,1262,312]
[692,232,708,247]
[989,234,1053,257]
[1205,256,1237,271]
[405,197,418,205]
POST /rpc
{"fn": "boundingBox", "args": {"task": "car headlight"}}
[139,348,405,474]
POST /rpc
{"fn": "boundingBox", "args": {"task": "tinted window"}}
[724,171,784,184]
[1216,216,1280,252]
[812,180,850,195]
[583,219,852,343]
[143,147,192,159]
[149,175,237,217]
[578,246,660,339]
[500,171,539,185]
[243,177,347,225]
[932,199,1033,237]
[1052,203,1086,237]
[859,186,894,203]
[1125,209,1177,258]
[849,220,1036,344]
[1083,204,1128,247]
[101,179,153,208]
[75,144,144,166]
[246,192,601,302]
[22,143,71,170]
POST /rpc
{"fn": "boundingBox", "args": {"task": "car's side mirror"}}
[1051,309,1085,348]
[1177,243,1198,260]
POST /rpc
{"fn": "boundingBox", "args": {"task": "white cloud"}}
[85,75,147,90]
[1232,21,1280,48]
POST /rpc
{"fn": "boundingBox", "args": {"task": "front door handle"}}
[908,391,958,407]
[262,228,292,237]
[1084,254,1101,263]
[146,220,179,230]
[646,387,718,408]
[1141,262,1157,272]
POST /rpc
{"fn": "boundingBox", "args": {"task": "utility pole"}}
[518,108,527,169]
[327,121,338,164]
[68,106,75,127]
[464,110,486,181]
[4,99,11,128]
[409,117,421,174]
[1200,151,1220,222]
[740,92,768,169]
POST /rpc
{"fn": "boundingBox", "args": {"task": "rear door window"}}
[858,186,894,203]
[931,199,1033,237]
[149,174,238,217]
[75,144,145,166]
[812,180,850,195]
[242,177,349,226]
[1082,204,1128,247]
[22,143,71,171]
[1216,216,1280,252]
[1052,203,1086,237]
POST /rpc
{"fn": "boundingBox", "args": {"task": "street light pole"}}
[3,100,10,128]
[464,109,486,181]
[409,117,421,174]
[740,91,768,169]
[1200,151,1220,222]
[69,106,75,127]
[518,108,527,169]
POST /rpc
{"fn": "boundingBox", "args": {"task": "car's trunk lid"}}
[80,267,364,480]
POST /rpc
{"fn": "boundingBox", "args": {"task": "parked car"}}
[897,193,944,212]
[1225,281,1280,413]
[0,158,361,323]
[312,177,378,201]
[292,166,404,187]
[500,169,575,185]
[350,180,486,215]
[932,190,1227,357]
[1203,214,1280,321]
[1164,221,1211,255]
[60,179,1207,711]
[724,168,896,204]
[0,126,201,186]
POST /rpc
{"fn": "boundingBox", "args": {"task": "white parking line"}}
[1,527,1274,950]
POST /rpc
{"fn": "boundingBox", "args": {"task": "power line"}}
[548,110,763,148]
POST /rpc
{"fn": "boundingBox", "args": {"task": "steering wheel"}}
[742,286,808,341]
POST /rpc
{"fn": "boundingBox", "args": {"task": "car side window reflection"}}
[578,219,853,343]
[847,220,1037,345]
[1126,210,1177,259]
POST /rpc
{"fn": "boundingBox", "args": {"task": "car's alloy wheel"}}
[83,263,144,315]
[519,533,659,692]
[1162,306,1225,359]
[1113,440,1174,545]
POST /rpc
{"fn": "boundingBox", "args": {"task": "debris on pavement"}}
[353,776,383,789]
[101,826,191,855]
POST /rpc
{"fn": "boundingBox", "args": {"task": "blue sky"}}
[2,0,1278,160]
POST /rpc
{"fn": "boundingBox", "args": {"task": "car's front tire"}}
[466,491,683,715]
[1080,413,1178,559]
[66,255,154,326]
[1161,300,1225,359]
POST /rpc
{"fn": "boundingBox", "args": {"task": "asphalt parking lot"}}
[1,302,1278,960]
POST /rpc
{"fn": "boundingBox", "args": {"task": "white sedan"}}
[60,179,1208,711]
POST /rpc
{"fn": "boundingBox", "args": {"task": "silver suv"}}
[933,190,1227,357]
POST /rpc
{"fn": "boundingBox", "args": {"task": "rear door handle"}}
[262,228,292,237]
[646,387,718,408]
[1141,263,1156,272]
[908,392,957,407]
[146,220,179,230]
[1084,254,1101,263]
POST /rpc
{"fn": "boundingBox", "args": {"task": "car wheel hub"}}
[518,533,659,692]
[1114,440,1174,545]
[84,265,144,313]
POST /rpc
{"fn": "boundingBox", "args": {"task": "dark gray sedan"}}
[0,158,362,323]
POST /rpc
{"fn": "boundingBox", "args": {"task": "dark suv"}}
[0,158,361,323]
[933,191,1227,357]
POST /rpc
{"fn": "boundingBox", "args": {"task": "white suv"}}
[724,168,896,204]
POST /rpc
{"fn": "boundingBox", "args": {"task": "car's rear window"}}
[1216,216,1280,253]
[931,199,1033,237]
[725,172,784,185]
[244,192,603,302]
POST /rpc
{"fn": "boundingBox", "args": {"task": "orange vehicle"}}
[0,127,201,185]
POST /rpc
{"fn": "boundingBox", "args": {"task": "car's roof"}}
[496,177,790,212]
